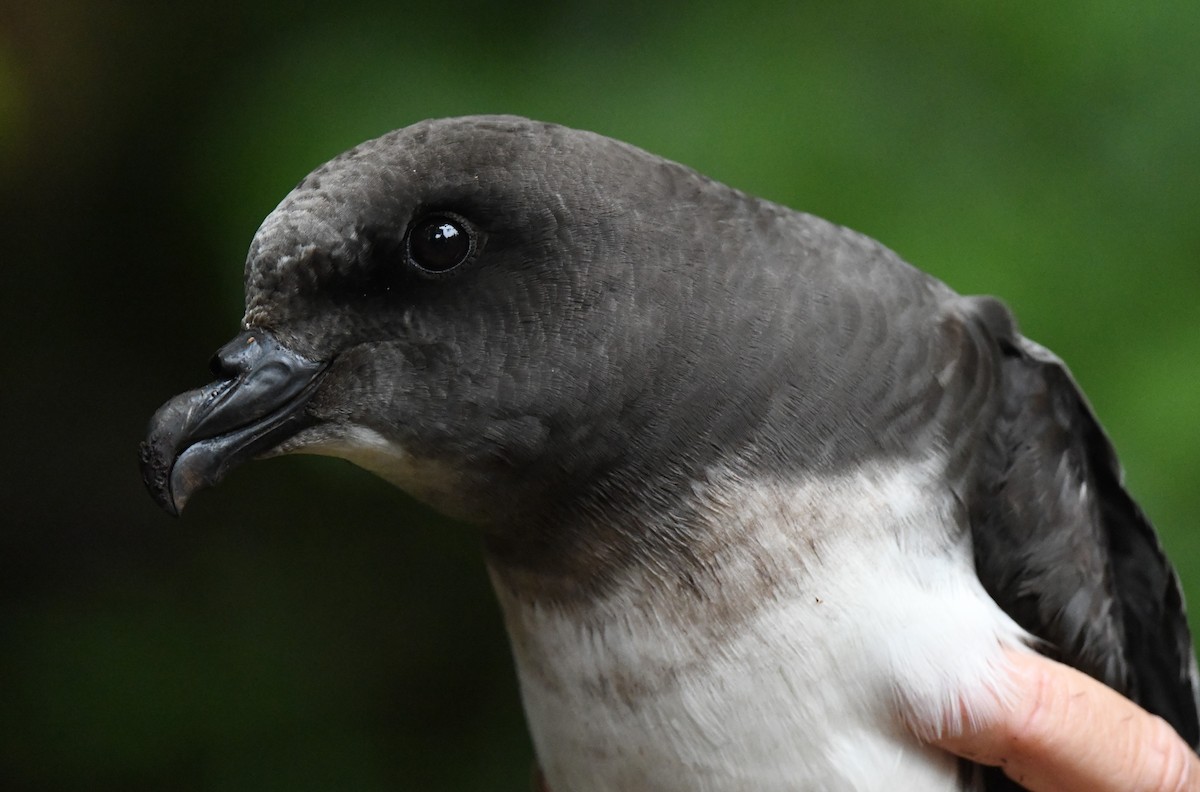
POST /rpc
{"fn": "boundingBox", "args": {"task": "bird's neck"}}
[482,456,1017,792]
[477,456,706,599]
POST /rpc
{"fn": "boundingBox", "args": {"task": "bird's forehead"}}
[239,116,642,324]
[235,114,704,345]
[237,119,521,320]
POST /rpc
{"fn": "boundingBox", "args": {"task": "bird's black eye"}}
[406,213,474,273]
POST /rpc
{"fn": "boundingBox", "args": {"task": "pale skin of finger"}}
[934,650,1200,792]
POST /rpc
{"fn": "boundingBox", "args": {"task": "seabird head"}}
[142,115,937,533]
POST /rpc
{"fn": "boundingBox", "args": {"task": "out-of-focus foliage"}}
[1,1,1196,790]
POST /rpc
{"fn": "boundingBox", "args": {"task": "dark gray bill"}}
[139,329,326,516]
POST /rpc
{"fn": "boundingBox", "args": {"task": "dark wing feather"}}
[960,304,1199,789]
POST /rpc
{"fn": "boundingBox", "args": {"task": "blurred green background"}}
[1,1,1197,790]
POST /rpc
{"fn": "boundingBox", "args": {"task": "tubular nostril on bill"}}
[209,331,268,378]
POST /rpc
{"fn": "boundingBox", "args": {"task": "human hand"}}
[934,650,1200,792]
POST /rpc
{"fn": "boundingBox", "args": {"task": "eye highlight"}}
[406,213,475,273]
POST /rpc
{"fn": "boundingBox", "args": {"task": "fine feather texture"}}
[968,330,1200,750]
[490,457,1031,791]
